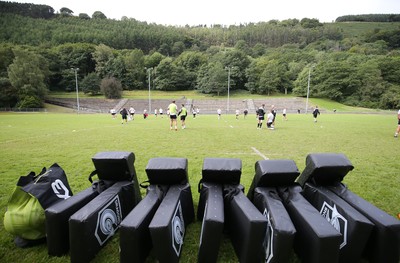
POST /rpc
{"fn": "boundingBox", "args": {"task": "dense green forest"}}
[0,1,400,109]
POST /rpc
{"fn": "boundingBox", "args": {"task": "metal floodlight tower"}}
[71,68,80,113]
[146,67,153,113]
[225,66,232,113]
[305,65,315,114]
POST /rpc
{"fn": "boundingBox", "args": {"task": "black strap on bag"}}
[20,163,73,209]
[16,167,46,187]
[89,170,116,193]
[197,178,203,193]
[91,179,115,194]
[88,170,98,184]
[223,185,241,203]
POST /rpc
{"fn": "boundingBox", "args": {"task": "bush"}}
[16,95,43,108]
[379,84,400,109]
[100,77,122,99]
[81,73,101,95]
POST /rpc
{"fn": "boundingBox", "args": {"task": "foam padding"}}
[69,181,138,263]
[197,181,229,221]
[45,185,100,256]
[201,158,242,185]
[296,153,354,187]
[197,182,224,263]
[91,151,136,181]
[328,183,400,263]
[145,158,188,185]
[119,185,167,263]
[303,183,374,263]
[149,183,195,263]
[253,187,296,263]
[224,186,267,263]
[91,152,142,204]
[248,159,299,201]
[278,185,341,263]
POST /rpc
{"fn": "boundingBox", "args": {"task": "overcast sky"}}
[15,0,400,26]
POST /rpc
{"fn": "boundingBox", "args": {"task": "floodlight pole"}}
[305,65,315,114]
[71,68,80,113]
[225,66,232,113]
[146,67,153,113]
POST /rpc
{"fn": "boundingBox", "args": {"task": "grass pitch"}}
[0,111,399,262]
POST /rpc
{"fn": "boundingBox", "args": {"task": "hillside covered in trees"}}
[0,1,400,109]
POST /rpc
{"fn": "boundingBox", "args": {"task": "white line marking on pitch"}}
[251,147,269,160]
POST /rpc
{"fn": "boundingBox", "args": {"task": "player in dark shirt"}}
[257,104,265,129]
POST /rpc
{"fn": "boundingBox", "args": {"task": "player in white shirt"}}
[267,110,275,129]
[395,109,400,138]
[129,107,135,120]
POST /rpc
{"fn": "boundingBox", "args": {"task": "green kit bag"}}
[4,184,45,240]
[4,163,73,241]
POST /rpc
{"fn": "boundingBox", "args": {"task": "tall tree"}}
[0,44,15,78]
[258,60,286,95]
[56,43,96,90]
[171,41,185,56]
[196,62,227,95]
[79,13,90,20]
[145,52,165,68]
[349,60,385,107]
[123,49,146,90]
[0,78,17,107]
[7,48,48,107]
[92,11,107,19]
[154,57,192,91]
[218,49,251,90]
[380,84,400,109]
[92,44,115,78]
[60,7,73,17]
[378,56,400,85]
[311,60,358,101]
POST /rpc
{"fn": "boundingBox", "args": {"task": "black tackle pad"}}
[45,185,101,256]
[253,187,296,263]
[278,185,341,263]
[302,183,374,263]
[69,181,138,263]
[145,157,188,185]
[224,186,267,263]
[296,153,354,187]
[328,183,400,263]
[149,183,195,263]
[91,151,141,204]
[197,182,224,263]
[91,151,136,181]
[248,159,299,201]
[201,158,242,185]
[119,185,167,263]
[197,158,242,221]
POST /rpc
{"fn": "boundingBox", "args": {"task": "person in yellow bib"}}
[168,100,178,131]
[178,104,188,129]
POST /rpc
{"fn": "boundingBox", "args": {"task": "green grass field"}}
[0,111,399,263]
